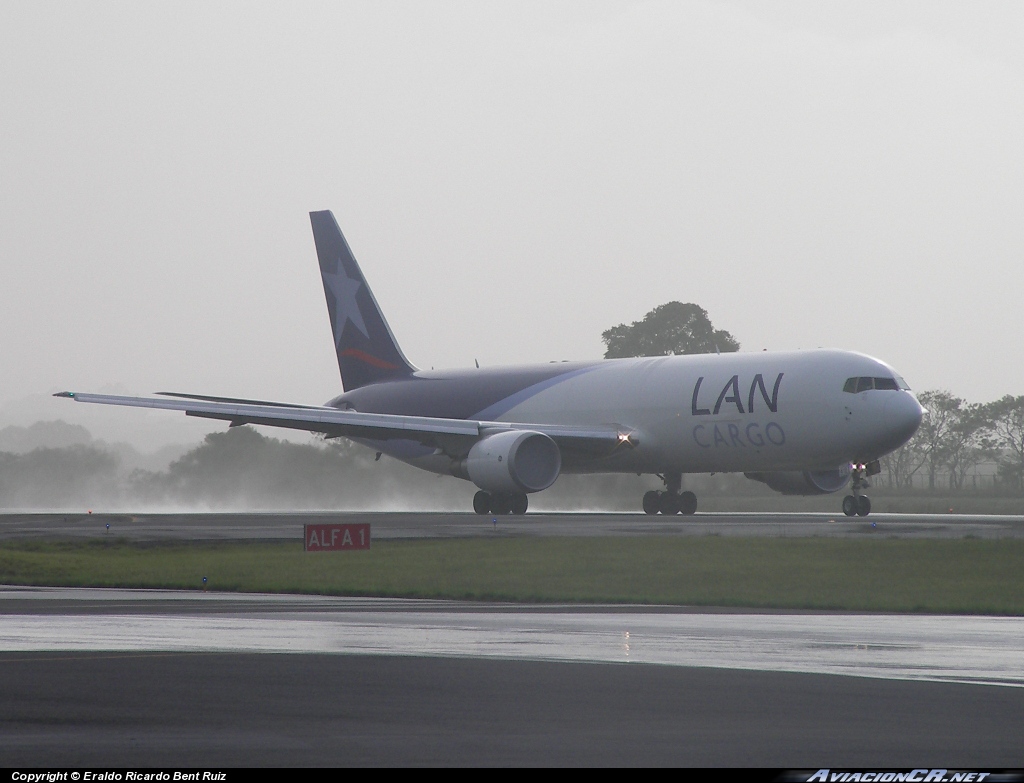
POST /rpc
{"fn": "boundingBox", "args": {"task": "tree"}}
[914,390,963,490]
[983,395,1024,491]
[879,439,925,490]
[601,301,740,359]
[0,444,120,508]
[945,403,995,490]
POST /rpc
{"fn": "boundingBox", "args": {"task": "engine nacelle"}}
[464,430,561,494]
[744,465,851,496]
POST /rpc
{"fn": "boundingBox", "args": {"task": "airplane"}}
[56,210,924,517]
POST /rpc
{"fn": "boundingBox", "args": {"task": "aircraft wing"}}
[53,392,633,455]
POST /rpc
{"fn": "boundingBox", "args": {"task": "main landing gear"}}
[842,463,872,517]
[474,490,528,516]
[642,472,697,516]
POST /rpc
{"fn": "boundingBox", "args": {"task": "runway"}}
[3,509,1024,541]
[3,514,1024,764]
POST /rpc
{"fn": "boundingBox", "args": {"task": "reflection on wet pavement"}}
[1,589,1021,687]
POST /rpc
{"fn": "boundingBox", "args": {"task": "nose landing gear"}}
[643,473,697,516]
[842,462,875,517]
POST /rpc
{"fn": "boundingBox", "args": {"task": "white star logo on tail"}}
[322,263,369,340]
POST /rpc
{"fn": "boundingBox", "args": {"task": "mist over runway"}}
[2,510,1024,541]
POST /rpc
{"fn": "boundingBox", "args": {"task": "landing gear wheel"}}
[679,491,697,516]
[842,495,857,517]
[659,492,681,515]
[856,495,871,517]
[473,491,491,515]
[642,490,661,515]
[511,493,528,515]
[490,493,512,515]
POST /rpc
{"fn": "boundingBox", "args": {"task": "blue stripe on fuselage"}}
[470,364,602,420]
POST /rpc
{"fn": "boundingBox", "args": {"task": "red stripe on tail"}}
[339,348,401,370]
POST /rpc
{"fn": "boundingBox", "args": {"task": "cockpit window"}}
[843,376,906,393]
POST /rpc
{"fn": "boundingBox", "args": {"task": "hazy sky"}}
[2,1,1022,448]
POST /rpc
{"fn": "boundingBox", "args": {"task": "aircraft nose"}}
[884,392,924,446]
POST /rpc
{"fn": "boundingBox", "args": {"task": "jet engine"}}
[464,430,562,494]
[744,465,851,496]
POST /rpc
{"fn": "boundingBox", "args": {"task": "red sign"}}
[304,523,370,551]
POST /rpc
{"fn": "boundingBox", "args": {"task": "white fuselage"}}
[401,349,923,477]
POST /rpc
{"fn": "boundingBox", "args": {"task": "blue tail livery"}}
[309,210,416,390]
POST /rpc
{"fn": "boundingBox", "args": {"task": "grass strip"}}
[2,537,1023,614]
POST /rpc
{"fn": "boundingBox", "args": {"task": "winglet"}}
[310,211,417,391]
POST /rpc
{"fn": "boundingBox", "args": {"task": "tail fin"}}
[310,210,417,390]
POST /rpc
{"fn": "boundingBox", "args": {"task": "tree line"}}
[0,425,649,511]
